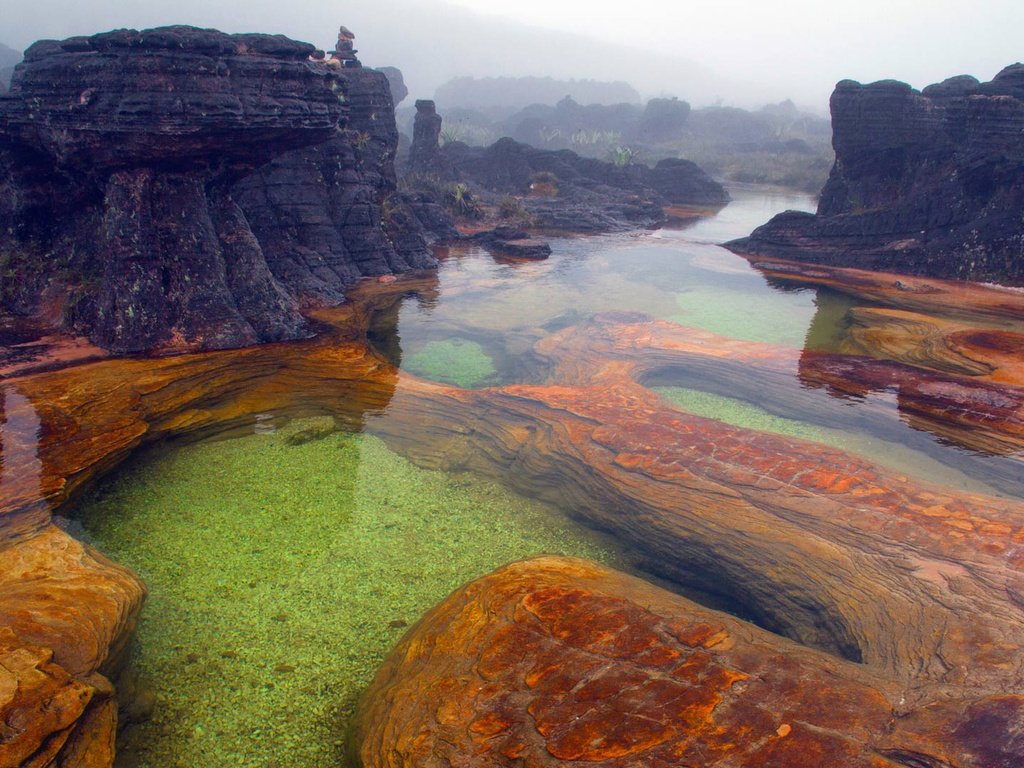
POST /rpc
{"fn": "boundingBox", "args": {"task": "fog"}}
[2,0,1021,110]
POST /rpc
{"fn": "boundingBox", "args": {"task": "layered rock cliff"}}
[728,64,1024,284]
[0,26,436,354]
[232,61,437,307]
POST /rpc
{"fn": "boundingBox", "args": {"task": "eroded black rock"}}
[0,26,439,353]
[728,64,1024,285]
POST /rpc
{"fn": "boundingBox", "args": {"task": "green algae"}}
[403,338,498,388]
[653,386,1005,495]
[654,386,832,443]
[76,422,623,768]
[667,285,818,346]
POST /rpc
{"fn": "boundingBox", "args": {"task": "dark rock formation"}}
[440,136,729,232]
[232,63,437,307]
[647,157,730,206]
[377,66,408,106]
[0,26,438,353]
[729,64,1024,284]
[0,27,337,353]
[330,25,358,66]
[407,99,445,176]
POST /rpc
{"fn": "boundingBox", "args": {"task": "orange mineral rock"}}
[354,557,1023,768]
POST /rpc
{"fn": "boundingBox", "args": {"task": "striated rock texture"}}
[729,64,1024,284]
[0,26,437,354]
[232,65,437,307]
[2,275,1024,765]
[354,557,1023,768]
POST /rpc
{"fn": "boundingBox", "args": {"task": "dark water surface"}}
[66,185,1023,767]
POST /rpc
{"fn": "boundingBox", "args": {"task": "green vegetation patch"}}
[404,338,498,388]
[667,286,816,346]
[652,386,1003,495]
[77,425,621,768]
[654,386,830,443]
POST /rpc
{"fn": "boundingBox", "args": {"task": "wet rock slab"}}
[354,556,1023,768]
[1,276,1024,765]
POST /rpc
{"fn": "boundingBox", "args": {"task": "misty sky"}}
[2,0,1022,110]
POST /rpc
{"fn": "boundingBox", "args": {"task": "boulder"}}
[0,525,145,768]
[354,556,1024,768]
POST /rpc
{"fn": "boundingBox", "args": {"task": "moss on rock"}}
[404,338,498,388]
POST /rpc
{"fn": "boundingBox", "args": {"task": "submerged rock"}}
[469,226,552,259]
[728,64,1024,285]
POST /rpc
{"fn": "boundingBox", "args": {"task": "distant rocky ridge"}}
[399,93,833,193]
[0,26,438,354]
[435,75,642,111]
[728,64,1024,284]
[407,101,729,234]
[0,42,19,93]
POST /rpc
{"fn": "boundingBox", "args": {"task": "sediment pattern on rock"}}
[0,26,437,353]
[354,557,1023,768]
[1,273,1023,765]
[728,64,1024,284]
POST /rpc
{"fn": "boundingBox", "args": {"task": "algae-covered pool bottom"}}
[76,420,625,768]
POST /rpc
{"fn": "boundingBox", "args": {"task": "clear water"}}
[78,426,626,768]
[70,185,1024,767]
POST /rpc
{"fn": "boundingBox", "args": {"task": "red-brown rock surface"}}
[1,275,1023,765]
[744,255,1024,322]
[0,525,140,768]
[354,557,1024,768]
